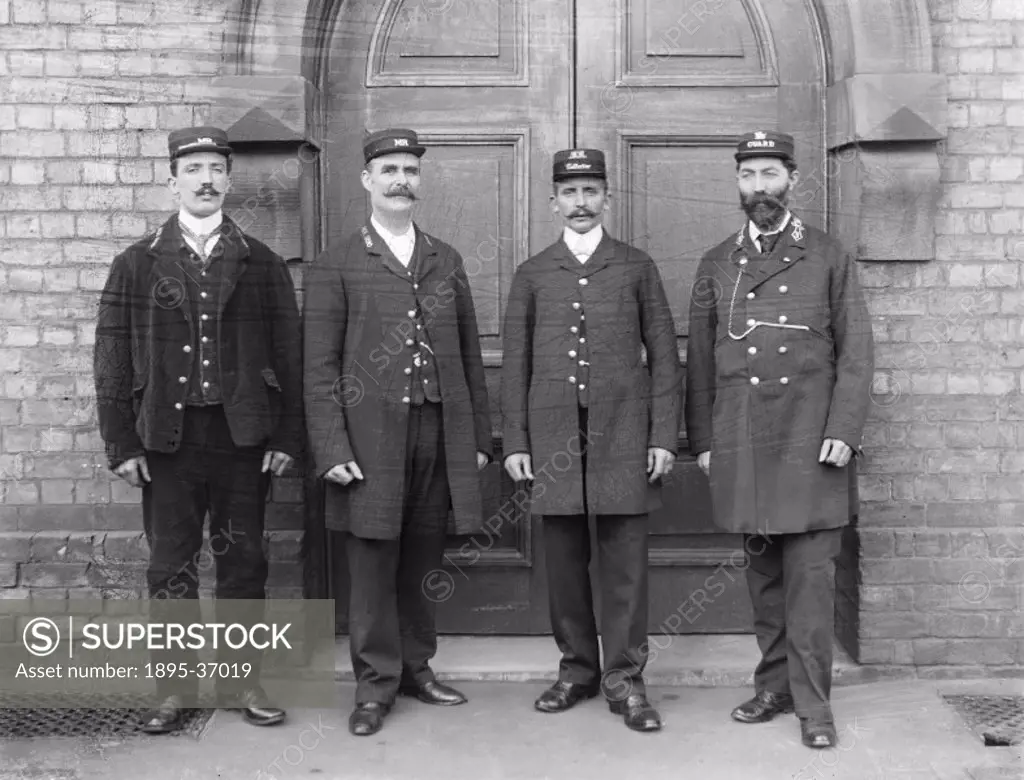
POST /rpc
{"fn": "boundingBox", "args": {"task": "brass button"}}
[405,338,414,346]
[578,384,586,390]
[572,302,581,310]
[202,381,209,389]
[201,314,208,321]
[780,377,789,385]
[202,360,209,367]
[178,376,186,383]
[779,285,788,293]
[579,337,585,343]
[579,278,588,286]
[404,367,412,375]
[578,359,586,366]
[571,326,579,333]
[748,347,757,355]
[182,345,191,353]
[568,376,576,383]
[779,315,788,324]
[413,283,419,290]
[750,377,760,385]
[407,310,416,317]
[746,318,755,327]
[174,403,183,410]
[778,346,787,354]
[739,258,748,266]
[746,292,755,300]
[201,336,209,343]
[402,396,410,404]
[783,256,791,263]
[569,350,577,358]
[200,291,207,299]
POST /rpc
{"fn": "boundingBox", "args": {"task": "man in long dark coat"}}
[685,131,874,749]
[501,149,681,732]
[94,126,304,732]
[303,128,493,737]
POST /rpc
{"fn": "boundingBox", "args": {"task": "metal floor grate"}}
[0,693,215,739]
[943,694,1024,747]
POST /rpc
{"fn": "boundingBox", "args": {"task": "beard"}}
[740,185,790,233]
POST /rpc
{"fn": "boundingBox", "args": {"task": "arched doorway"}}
[320,0,826,634]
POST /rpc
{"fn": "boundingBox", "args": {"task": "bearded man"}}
[684,131,874,749]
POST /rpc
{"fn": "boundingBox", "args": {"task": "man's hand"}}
[324,461,364,486]
[262,451,294,477]
[504,453,534,482]
[819,438,853,468]
[477,451,489,471]
[696,451,710,478]
[647,447,675,482]
[114,456,150,488]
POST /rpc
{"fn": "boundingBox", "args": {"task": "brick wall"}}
[0,0,1019,669]
[0,0,304,602]
[848,0,1024,674]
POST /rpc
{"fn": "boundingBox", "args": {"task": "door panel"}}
[324,0,825,634]
[577,0,825,632]
[325,0,571,633]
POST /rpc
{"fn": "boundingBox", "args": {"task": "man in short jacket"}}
[685,130,874,749]
[94,125,304,732]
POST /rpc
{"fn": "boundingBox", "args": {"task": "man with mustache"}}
[502,148,681,732]
[304,128,492,736]
[684,131,874,749]
[94,126,304,732]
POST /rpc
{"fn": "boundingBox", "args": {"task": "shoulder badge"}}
[791,217,804,242]
[360,225,373,249]
[147,225,164,252]
[735,227,745,247]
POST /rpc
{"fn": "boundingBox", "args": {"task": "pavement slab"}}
[2,680,1021,780]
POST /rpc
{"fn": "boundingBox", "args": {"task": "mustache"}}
[570,209,596,218]
[195,185,221,196]
[386,187,416,199]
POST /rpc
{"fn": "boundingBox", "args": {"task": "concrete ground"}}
[2,678,1021,780]
[2,637,1022,779]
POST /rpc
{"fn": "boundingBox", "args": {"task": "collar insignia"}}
[360,225,374,249]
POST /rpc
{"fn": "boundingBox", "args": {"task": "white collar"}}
[371,215,414,242]
[178,208,223,237]
[563,223,603,257]
[748,210,791,243]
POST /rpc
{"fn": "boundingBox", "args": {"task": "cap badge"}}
[568,150,587,159]
[753,131,767,140]
[393,138,409,147]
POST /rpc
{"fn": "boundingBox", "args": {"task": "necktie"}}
[758,232,780,255]
[180,222,218,267]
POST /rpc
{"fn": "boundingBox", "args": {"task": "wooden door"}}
[323,0,825,634]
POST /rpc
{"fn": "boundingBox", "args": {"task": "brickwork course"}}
[0,0,1021,671]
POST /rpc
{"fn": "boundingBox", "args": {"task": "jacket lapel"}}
[365,221,414,281]
[555,229,614,276]
[748,214,808,290]
[147,217,193,326]
[214,218,252,318]
[412,225,439,283]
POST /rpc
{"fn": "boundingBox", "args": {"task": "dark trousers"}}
[542,405,650,700]
[744,527,843,721]
[142,405,271,701]
[345,401,451,705]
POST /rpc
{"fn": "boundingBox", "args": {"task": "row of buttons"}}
[739,256,793,266]
[746,285,788,299]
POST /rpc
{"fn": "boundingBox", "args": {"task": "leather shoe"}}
[731,690,794,723]
[140,695,185,734]
[225,687,286,727]
[398,680,467,706]
[801,718,837,749]
[609,694,662,732]
[534,680,599,713]
[349,702,390,736]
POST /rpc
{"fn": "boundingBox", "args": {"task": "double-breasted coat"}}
[501,231,682,516]
[93,215,305,470]
[303,221,493,540]
[684,214,874,535]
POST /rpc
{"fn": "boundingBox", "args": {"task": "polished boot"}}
[398,680,468,706]
[731,690,795,723]
[801,717,838,749]
[140,695,185,734]
[226,687,286,726]
[349,702,390,736]
[609,693,662,732]
[534,680,600,713]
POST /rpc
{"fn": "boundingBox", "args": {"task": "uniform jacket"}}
[93,215,305,470]
[684,214,874,535]
[303,221,493,540]
[501,230,682,516]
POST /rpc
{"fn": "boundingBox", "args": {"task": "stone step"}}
[334,634,883,687]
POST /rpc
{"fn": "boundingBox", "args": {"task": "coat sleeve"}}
[302,246,355,476]
[684,253,718,456]
[264,252,305,460]
[500,265,533,457]
[451,250,494,461]
[640,255,682,455]
[823,248,875,451]
[94,250,144,471]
